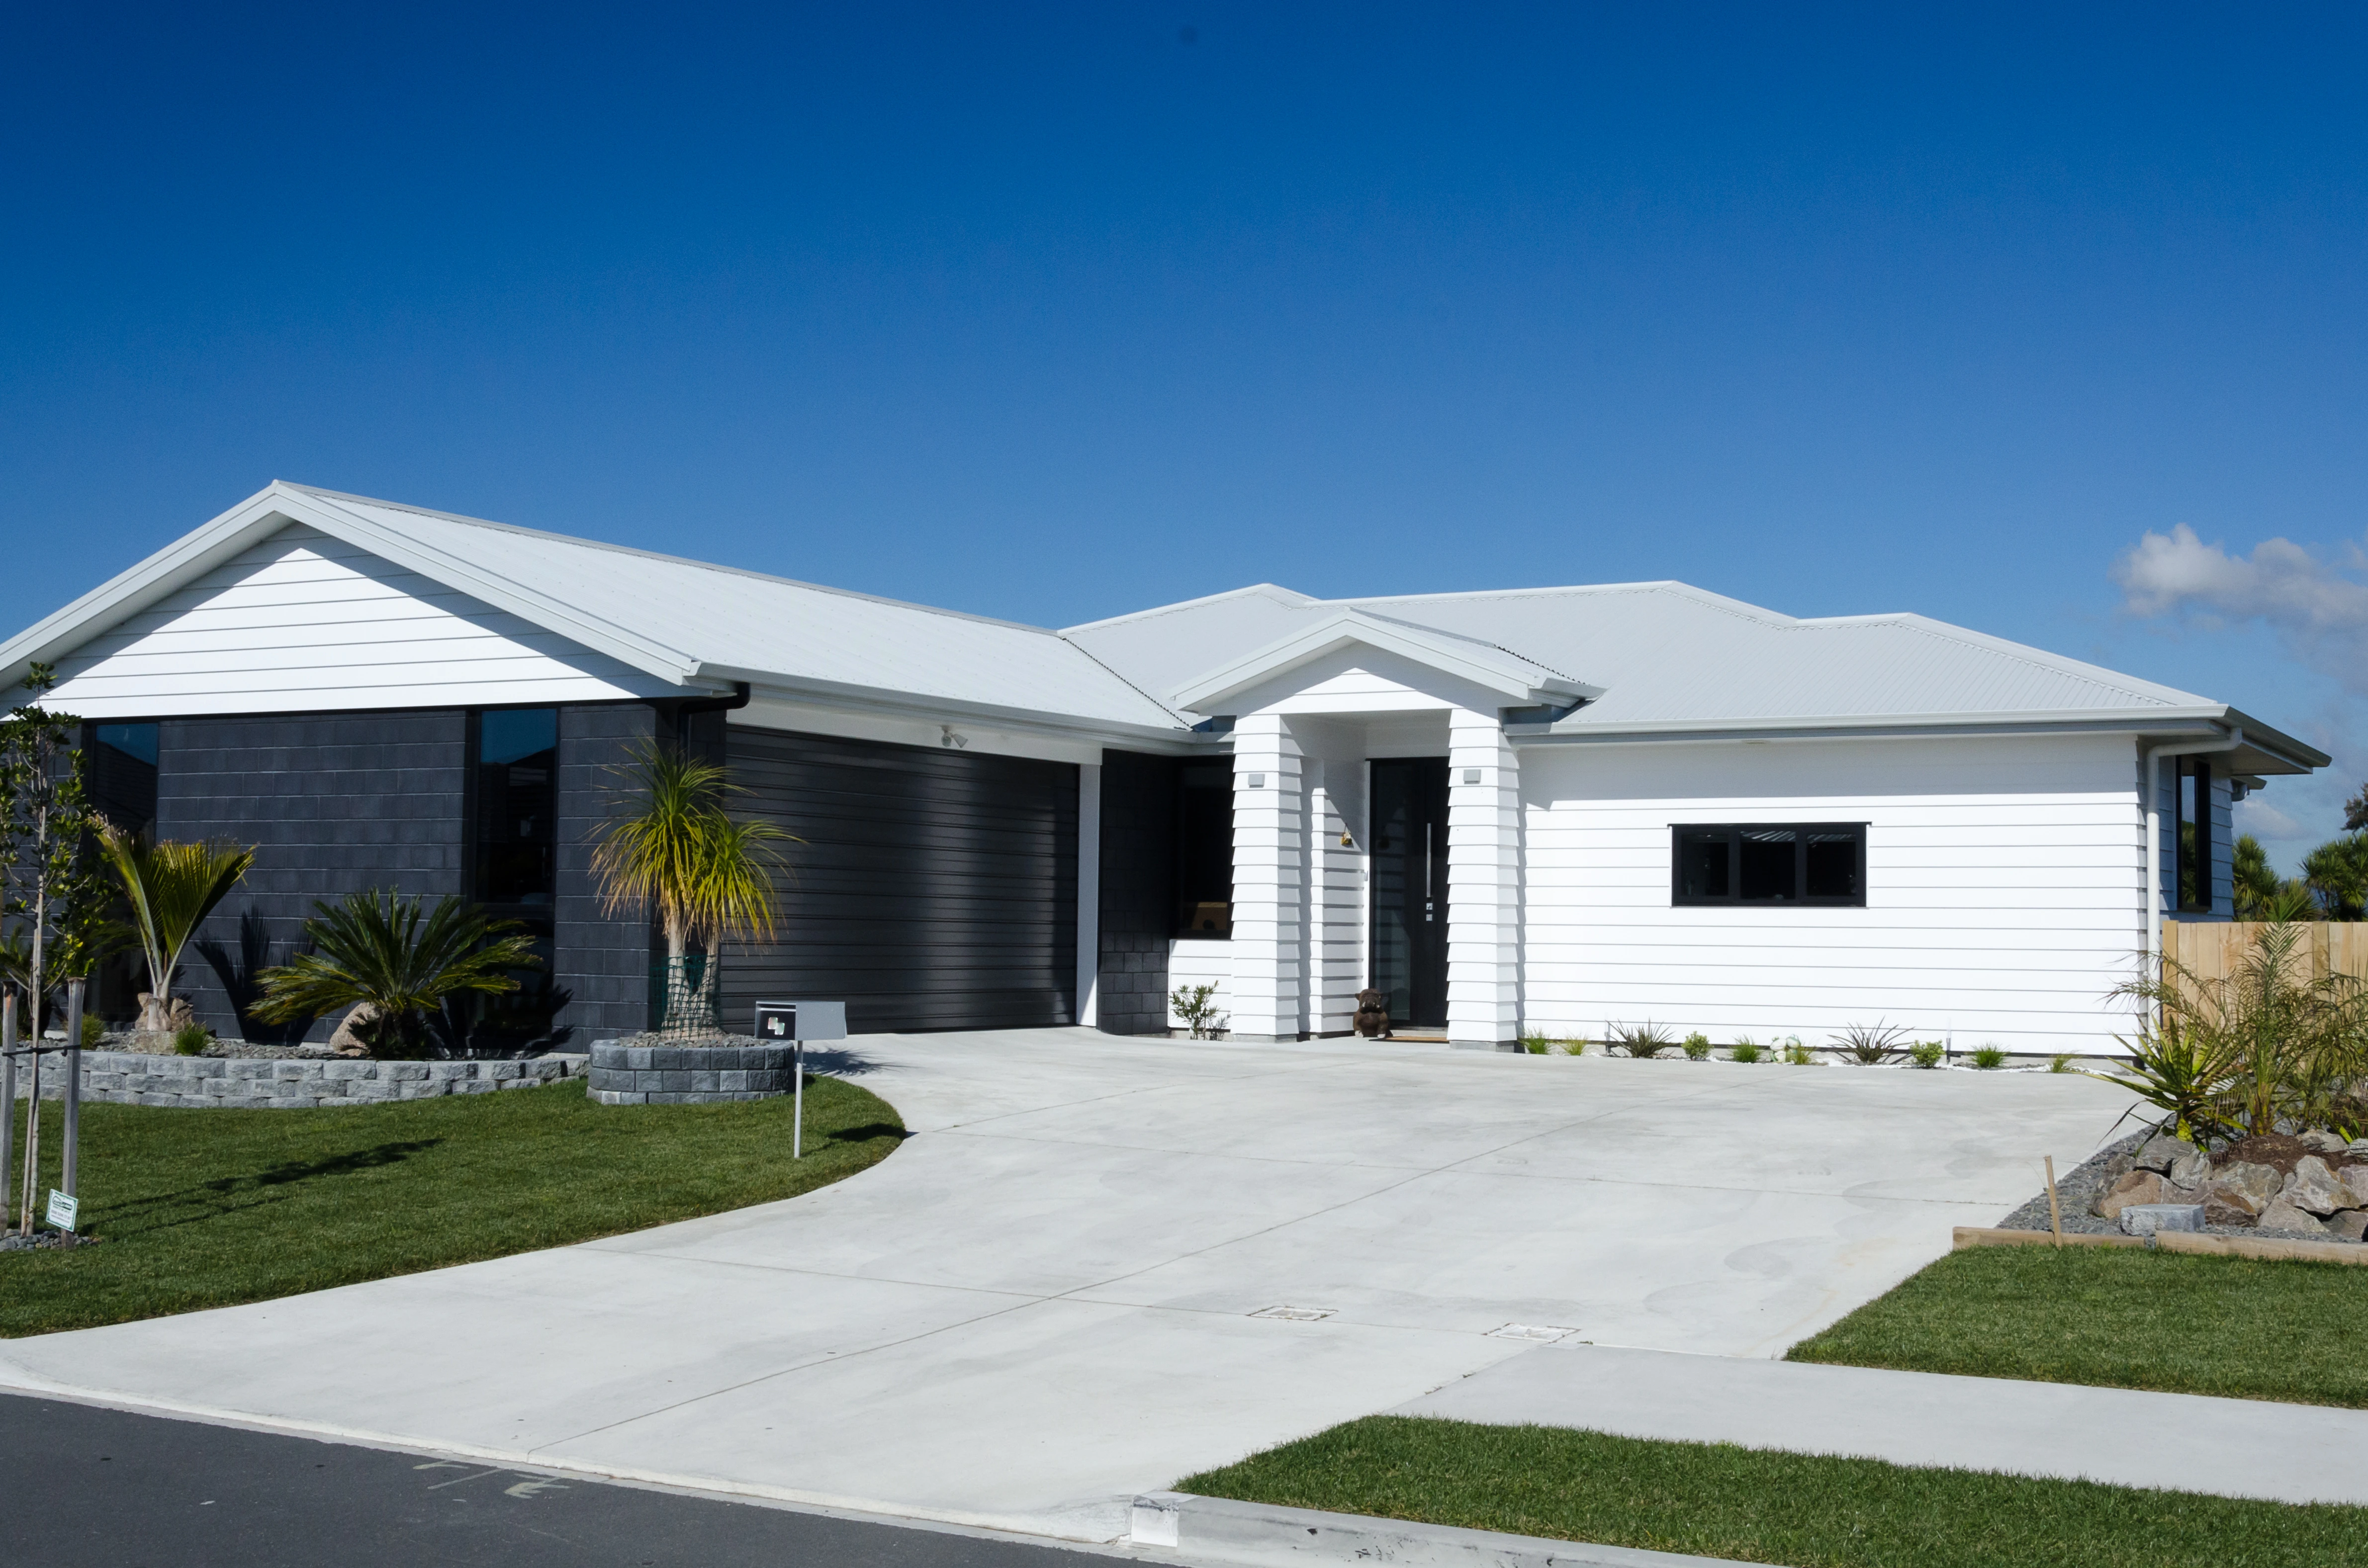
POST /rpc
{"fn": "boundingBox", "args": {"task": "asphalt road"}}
[1,1392,1141,1568]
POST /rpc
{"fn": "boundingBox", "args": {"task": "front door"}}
[1369,758,1451,1029]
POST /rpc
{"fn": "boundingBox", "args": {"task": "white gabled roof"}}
[1069,579,2329,771]
[1,482,2328,772]
[0,483,1184,736]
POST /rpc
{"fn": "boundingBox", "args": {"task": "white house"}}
[0,482,2325,1055]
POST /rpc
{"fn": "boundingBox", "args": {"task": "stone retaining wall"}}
[587,1041,797,1104]
[13,1049,588,1109]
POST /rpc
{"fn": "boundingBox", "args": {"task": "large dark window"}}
[1174,762,1233,936]
[1672,823,1866,906]
[2176,756,2213,914]
[470,708,558,910]
[462,708,563,1051]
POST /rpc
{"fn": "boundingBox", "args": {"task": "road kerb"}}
[1125,1490,1776,1568]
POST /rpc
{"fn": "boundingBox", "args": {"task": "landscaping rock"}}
[2255,1198,2331,1237]
[2119,1203,2206,1236]
[2166,1146,2212,1190]
[2094,1170,2163,1220]
[2326,1211,2368,1243]
[328,1003,379,1058]
[2285,1156,2357,1218]
[2203,1161,2283,1223]
[2133,1134,2196,1173]
[2298,1131,2350,1155]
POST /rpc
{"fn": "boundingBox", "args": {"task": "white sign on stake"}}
[45,1190,77,1232]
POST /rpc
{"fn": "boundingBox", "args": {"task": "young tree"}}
[2345,781,2368,833]
[2303,831,2368,921]
[0,664,105,1041]
[589,742,792,1037]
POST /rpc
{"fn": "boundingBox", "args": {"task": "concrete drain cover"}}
[1250,1305,1336,1321]
[1489,1323,1579,1342]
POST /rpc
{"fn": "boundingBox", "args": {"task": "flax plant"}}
[2102,917,2368,1141]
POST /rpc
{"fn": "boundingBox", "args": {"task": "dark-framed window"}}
[1173,761,1233,936]
[468,708,558,911]
[1672,823,1866,906]
[2175,756,2213,914]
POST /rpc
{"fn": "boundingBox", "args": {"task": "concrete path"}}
[0,1029,2138,1542]
[1399,1342,2368,1507]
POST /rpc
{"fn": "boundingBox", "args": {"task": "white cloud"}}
[2114,524,2368,694]
[2233,794,2302,842]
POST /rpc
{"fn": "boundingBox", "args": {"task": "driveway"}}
[0,1030,2136,1542]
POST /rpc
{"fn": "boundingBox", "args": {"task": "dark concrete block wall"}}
[1096,750,1176,1035]
[164,710,469,1040]
[555,702,659,1041]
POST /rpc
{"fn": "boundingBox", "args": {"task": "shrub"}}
[1561,1039,1587,1056]
[1520,1033,1551,1054]
[2050,1052,2076,1073]
[1782,1038,1817,1066]
[1908,1040,1945,1069]
[1829,1021,1907,1065]
[1170,983,1228,1040]
[1729,1040,1764,1064]
[172,1023,210,1056]
[80,1013,105,1048]
[254,891,544,1060]
[1681,1032,1712,1060]
[1606,1021,1677,1058]
[1971,1044,2006,1070]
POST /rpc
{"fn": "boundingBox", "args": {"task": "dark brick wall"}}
[162,710,468,1040]
[1096,750,1176,1035]
[555,702,659,1042]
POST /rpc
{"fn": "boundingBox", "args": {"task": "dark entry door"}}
[1369,758,1451,1029]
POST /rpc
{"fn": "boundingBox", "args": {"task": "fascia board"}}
[1506,707,2310,758]
[712,668,1200,751]
[1171,613,1583,711]
[2216,707,2331,771]
[0,487,302,692]
[284,488,704,686]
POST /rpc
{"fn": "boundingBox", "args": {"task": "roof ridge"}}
[279,482,1070,640]
[1060,582,1317,635]
[1346,606,1579,682]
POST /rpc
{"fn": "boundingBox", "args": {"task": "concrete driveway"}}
[0,1030,2136,1542]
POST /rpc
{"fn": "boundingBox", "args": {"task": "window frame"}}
[2174,755,2214,915]
[1669,822,1869,908]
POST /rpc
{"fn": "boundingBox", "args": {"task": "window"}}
[2175,756,2213,914]
[470,708,558,909]
[1672,823,1866,906]
[1174,762,1233,936]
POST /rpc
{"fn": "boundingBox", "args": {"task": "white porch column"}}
[1076,761,1101,1029]
[1229,715,1306,1042]
[1307,755,1366,1036]
[1447,707,1521,1049]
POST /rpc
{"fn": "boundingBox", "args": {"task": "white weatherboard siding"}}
[1516,733,2147,1054]
[40,524,678,718]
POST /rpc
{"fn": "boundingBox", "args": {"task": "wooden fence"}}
[2161,920,2368,990]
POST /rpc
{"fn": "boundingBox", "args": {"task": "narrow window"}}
[471,709,558,909]
[1670,823,1867,907]
[1173,762,1233,936]
[2176,756,2213,914]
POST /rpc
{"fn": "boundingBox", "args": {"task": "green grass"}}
[1181,1416,2368,1568]
[1786,1243,2368,1408]
[0,1076,902,1337]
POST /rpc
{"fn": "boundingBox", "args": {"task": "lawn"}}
[1180,1416,2368,1568]
[0,1075,903,1337]
[1785,1243,2368,1408]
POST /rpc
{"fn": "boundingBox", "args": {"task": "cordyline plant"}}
[2099,918,2368,1143]
[95,822,256,1034]
[591,742,794,1037]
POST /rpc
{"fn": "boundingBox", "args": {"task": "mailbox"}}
[753,1000,847,1043]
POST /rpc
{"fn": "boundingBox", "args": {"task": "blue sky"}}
[5,4,2365,865]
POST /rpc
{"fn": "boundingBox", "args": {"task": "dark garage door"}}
[722,725,1080,1034]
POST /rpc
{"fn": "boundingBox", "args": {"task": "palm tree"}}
[251,891,542,1058]
[95,822,256,1033]
[2303,831,2368,921]
[589,742,793,1037]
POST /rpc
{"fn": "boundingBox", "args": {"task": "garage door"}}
[721,725,1080,1034]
